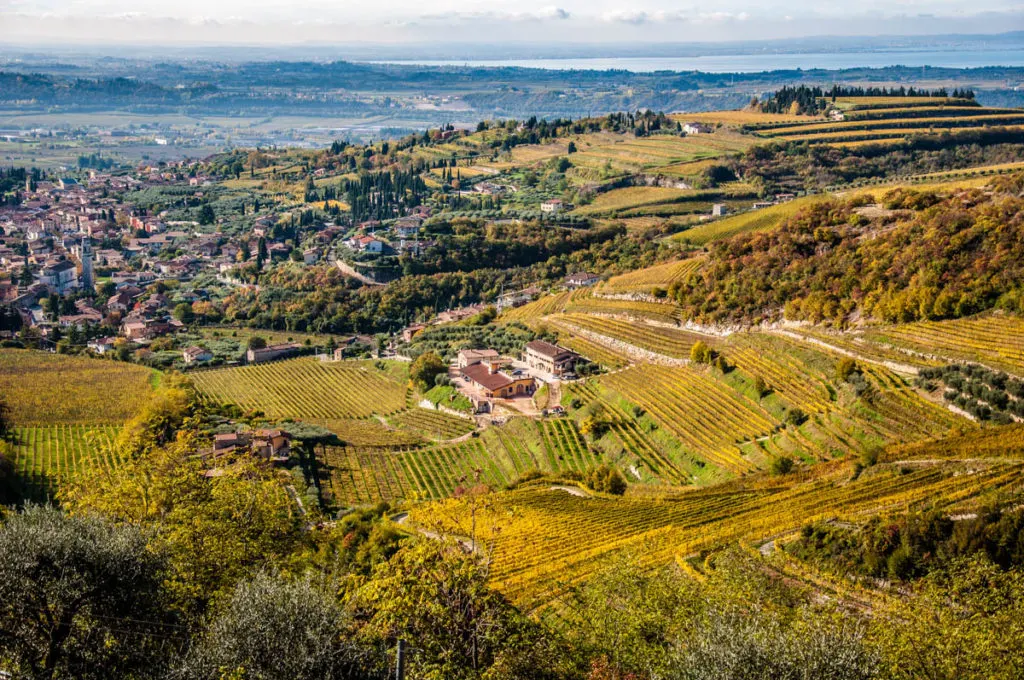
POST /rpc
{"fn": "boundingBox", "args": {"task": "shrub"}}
[769,456,794,475]
[585,464,627,495]
[690,341,713,364]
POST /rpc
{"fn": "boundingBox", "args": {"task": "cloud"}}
[601,9,650,23]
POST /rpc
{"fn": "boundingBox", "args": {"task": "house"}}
[457,348,500,369]
[682,122,713,135]
[523,340,578,377]
[302,248,319,265]
[712,204,728,217]
[246,342,301,364]
[461,361,536,399]
[251,429,291,459]
[541,199,568,214]
[401,324,427,343]
[565,272,600,288]
[183,346,213,364]
[88,337,117,354]
[349,235,385,253]
[213,432,246,453]
[496,286,540,311]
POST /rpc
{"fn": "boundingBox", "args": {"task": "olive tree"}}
[0,505,172,680]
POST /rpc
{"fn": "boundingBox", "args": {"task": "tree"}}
[356,541,568,680]
[247,335,267,350]
[410,351,446,390]
[770,456,794,475]
[198,204,215,225]
[177,573,364,680]
[0,506,172,680]
[753,375,769,399]
[585,464,627,495]
[874,556,1024,680]
[173,302,195,325]
[836,358,860,382]
[690,341,713,364]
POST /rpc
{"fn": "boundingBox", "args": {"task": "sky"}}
[1,0,1023,46]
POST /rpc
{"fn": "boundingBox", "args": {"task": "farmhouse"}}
[540,199,568,214]
[682,122,713,135]
[251,429,291,460]
[183,346,213,364]
[564,272,600,288]
[461,361,536,399]
[246,342,301,364]
[712,204,729,217]
[457,348,501,368]
[524,340,579,377]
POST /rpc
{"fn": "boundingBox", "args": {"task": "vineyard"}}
[601,364,772,474]
[599,257,704,295]
[0,349,155,425]
[674,195,826,246]
[547,313,713,359]
[190,357,408,420]
[866,314,1024,376]
[389,408,476,441]
[408,439,1024,611]
[750,99,1024,146]
[563,292,683,325]
[6,425,122,499]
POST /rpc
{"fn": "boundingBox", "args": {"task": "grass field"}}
[0,350,155,425]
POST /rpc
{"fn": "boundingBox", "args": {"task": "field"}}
[599,258,704,295]
[320,418,608,503]
[674,195,827,246]
[190,357,408,420]
[865,314,1024,376]
[750,99,1024,146]
[407,421,1024,610]
[566,131,752,175]
[0,350,155,425]
[547,313,713,359]
[6,425,122,499]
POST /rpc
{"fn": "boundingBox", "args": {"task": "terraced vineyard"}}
[548,313,714,359]
[501,291,570,322]
[410,441,1024,610]
[675,196,827,246]
[866,314,1024,376]
[7,425,122,499]
[751,98,1024,146]
[727,335,834,414]
[555,333,630,370]
[599,257,704,294]
[191,357,408,419]
[563,293,682,325]
[0,349,154,425]
[602,364,772,474]
[389,408,476,441]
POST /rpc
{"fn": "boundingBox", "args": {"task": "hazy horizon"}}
[1,0,1023,46]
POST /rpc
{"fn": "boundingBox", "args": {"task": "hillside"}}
[4,93,1024,679]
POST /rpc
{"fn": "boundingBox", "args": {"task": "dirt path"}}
[768,328,920,376]
[550,485,591,498]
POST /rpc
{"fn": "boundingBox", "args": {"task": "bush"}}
[585,464,627,495]
[247,335,267,350]
[785,408,808,426]
[690,341,713,364]
[769,456,795,475]
[836,357,860,382]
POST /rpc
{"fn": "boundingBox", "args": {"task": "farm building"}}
[458,348,501,368]
[565,272,600,288]
[246,342,301,364]
[183,346,213,364]
[524,340,579,377]
[461,361,536,399]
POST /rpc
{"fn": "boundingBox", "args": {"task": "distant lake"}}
[369,49,1024,73]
